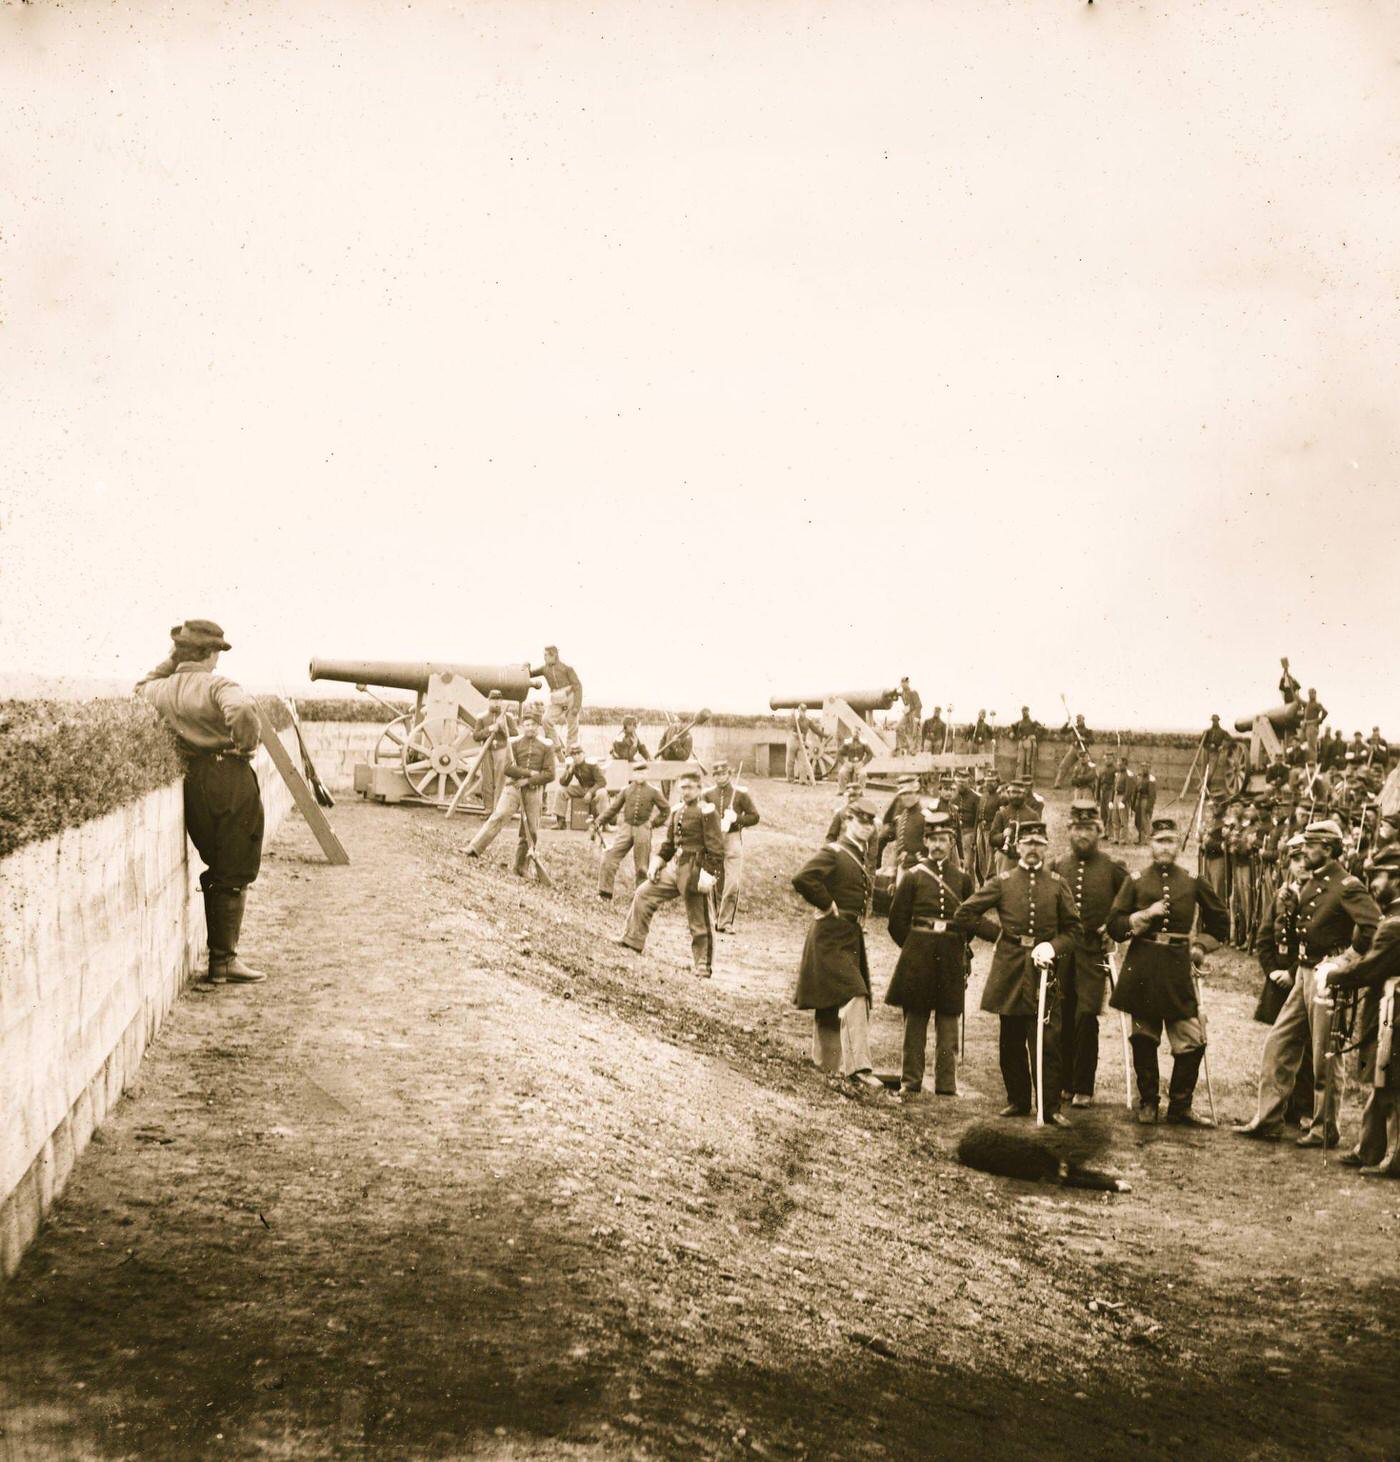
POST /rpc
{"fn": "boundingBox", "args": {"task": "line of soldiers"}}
[796,789,1233,1126]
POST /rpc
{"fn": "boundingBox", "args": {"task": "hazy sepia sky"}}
[3,2,1397,731]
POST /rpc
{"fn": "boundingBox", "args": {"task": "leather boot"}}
[207,889,266,984]
[1166,1047,1214,1126]
[1130,1034,1160,1111]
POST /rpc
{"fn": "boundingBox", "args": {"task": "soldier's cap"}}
[1014,820,1049,843]
[1364,848,1400,873]
[897,775,920,790]
[1068,799,1102,824]
[169,618,231,651]
[921,810,955,835]
[487,689,502,699]
[847,797,879,821]
[567,744,584,756]
[1150,816,1180,836]
[519,704,543,723]
[1303,819,1345,842]
[1285,833,1307,851]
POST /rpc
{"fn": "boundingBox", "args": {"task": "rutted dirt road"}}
[1,785,1396,1460]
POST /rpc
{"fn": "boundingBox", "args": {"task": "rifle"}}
[1058,693,1090,759]
[1315,978,1359,1157]
[504,733,553,887]
[1191,966,1217,1125]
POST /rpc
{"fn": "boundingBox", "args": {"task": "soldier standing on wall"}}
[135,619,267,987]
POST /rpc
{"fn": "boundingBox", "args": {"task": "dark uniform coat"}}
[1107,864,1228,1022]
[1051,849,1130,1019]
[792,838,873,1011]
[657,801,725,894]
[1285,858,1380,967]
[954,864,1082,1016]
[1253,881,1301,1025]
[879,797,926,869]
[886,858,996,1015]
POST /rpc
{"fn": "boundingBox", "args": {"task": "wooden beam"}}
[865,752,994,776]
[258,708,351,865]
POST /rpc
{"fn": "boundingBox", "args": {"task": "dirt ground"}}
[1,781,1396,1461]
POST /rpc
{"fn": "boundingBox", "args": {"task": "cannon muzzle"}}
[309,659,536,700]
[769,688,900,714]
[1234,701,1302,736]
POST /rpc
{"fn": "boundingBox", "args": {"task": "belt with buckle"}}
[912,919,953,934]
[1145,932,1190,945]
[1000,934,1038,948]
[184,748,250,763]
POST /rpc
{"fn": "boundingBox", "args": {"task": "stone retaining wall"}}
[0,730,299,1279]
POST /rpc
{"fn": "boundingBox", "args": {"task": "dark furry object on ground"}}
[957,1121,1130,1192]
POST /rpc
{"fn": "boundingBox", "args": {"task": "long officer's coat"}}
[886,858,996,1015]
[953,864,1082,1016]
[791,838,872,1011]
[1107,863,1228,1022]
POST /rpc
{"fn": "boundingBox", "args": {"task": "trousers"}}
[901,1011,959,1092]
[716,831,744,929]
[1129,1014,1205,1113]
[1246,963,1338,1138]
[184,756,264,892]
[599,822,653,897]
[468,783,542,872]
[622,861,713,971]
[813,998,873,1076]
[543,689,579,750]
[999,1012,1062,1115]
[1059,1008,1101,1097]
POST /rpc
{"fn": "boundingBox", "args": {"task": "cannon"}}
[309,657,539,808]
[1233,702,1302,737]
[767,686,990,783]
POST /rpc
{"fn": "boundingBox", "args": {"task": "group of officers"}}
[791,781,1400,1178]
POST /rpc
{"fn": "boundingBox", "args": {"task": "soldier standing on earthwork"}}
[530,644,582,751]
[136,619,268,986]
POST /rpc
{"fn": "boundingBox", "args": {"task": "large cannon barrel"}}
[309,658,536,700]
[769,688,900,714]
[1234,701,1302,735]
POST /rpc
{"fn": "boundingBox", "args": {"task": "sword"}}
[1192,966,1217,1125]
[1034,955,1052,1127]
[1106,948,1133,1110]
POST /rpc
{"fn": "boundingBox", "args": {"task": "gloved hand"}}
[647,858,664,882]
[1190,944,1206,969]
[1268,968,1293,989]
[1314,960,1338,989]
[1032,941,1056,966]
[721,809,737,832]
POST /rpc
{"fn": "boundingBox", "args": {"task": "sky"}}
[2,1,1398,733]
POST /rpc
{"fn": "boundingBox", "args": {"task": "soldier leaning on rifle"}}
[472,690,518,815]
[464,704,555,872]
[791,797,885,1089]
[1235,819,1381,1147]
[954,819,1082,1124]
[1009,707,1043,785]
[1052,801,1129,1107]
[1107,816,1229,1127]
[135,619,268,986]
[618,771,724,977]
[1323,846,1400,1177]
[886,813,995,1097]
[1239,824,1379,1140]
[705,759,760,934]
[1251,834,1314,1127]
[596,762,669,900]
[896,678,922,756]
[953,770,981,861]
[1200,799,1228,903]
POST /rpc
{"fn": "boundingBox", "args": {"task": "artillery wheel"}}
[374,712,416,768]
[402,715,476,804]
[807,731,838,781]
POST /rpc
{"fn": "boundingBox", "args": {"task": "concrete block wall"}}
[0,730,299,1279]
